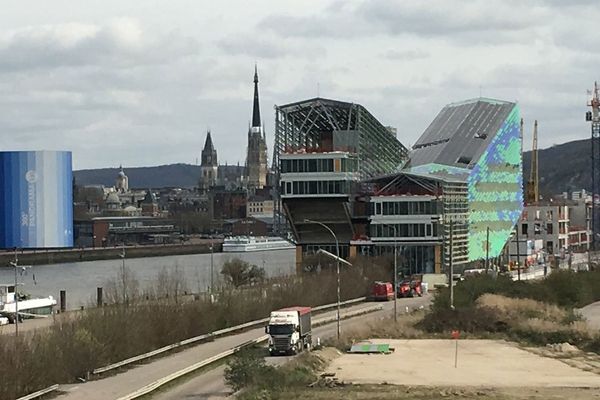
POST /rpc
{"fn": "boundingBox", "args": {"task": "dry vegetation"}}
[0,256,393,400]
[252,385,600,400]
[230,271,600,400]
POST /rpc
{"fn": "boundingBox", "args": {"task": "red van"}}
[371,281,394,301]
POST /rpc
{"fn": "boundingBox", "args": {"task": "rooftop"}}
[409,98,516,169]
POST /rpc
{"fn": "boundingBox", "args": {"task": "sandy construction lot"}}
[327,339,600,387]
[581,301,600,331]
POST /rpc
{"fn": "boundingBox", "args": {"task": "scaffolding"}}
[272,97,408,234]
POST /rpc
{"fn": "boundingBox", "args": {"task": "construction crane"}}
[525,120,539,205]
[587,82,600,252]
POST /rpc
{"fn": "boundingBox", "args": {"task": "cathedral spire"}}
[203,129,214,152]
[201,129,217,167]
[252,64,261,128]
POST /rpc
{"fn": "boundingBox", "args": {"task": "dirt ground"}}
[283,385,600,400]
[326,339,600,388]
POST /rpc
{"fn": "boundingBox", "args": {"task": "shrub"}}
[419,307,509,334]
[234,351,322,399]
[224,347,274,392]
[431,269,600,312]
[0,263,376,399]
[221,258,266,287]
[476,294,569,323]
[509,318,591,346]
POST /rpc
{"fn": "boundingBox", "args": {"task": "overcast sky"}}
[0,0,598,170]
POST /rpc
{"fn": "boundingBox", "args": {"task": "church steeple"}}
[203,130,215,153]
[201,130,217,167]
[252,64,261,128]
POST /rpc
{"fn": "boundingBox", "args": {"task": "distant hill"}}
[74,139,593,195]
[74,163,202,189]
[522,138,590,197]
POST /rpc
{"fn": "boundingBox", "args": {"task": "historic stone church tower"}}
[200,130,218,192]
[246,66,268,189]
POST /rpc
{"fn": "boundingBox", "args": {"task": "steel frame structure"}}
[272,97,408,233]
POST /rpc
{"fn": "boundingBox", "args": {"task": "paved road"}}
[580,301,600,331]
[57,298,428,400]
[151,295,431,400]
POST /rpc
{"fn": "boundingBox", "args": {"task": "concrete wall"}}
[0,242,222,266]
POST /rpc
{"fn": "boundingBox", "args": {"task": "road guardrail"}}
[115,335,270,400]
[93,296,366,375]
[16,384,59,400]
[117,304,384,400]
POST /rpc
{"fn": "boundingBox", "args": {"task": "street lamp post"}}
[210,243,214,294]
[485,226,490,273]
[516,226,521,281]
[381,224,399,322]
[304,219,341,340]
[449,220,454,310]
[120,243,128,305]
[9,248,30,337]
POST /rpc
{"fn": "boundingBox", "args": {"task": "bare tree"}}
[221,258,265,287]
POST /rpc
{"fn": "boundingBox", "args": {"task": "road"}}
[151,295,431,400]
[580,300,600,331]
[57,298,427,400]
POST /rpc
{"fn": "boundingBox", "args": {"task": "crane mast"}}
[525,120,539,205]
[587,82,600,252]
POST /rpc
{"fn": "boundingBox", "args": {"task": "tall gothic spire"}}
[252,64,261,128]
[201,130,217,167]
[203,129,214,152]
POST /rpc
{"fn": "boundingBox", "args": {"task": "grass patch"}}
[227,347,327,399]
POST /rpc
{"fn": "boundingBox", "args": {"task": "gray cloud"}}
[263,0,540,43]
[358,0,533,36]
[383,49,429,60]
[218,35,290,59]
[0,18,200,72]
[0,1,597,170]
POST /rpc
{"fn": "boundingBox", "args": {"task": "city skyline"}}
[0,0,598,169]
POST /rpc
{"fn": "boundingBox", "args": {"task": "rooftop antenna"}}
[317,82,320,97]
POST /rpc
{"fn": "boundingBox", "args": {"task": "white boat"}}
[222,236,295,252]
[0,284,56,324]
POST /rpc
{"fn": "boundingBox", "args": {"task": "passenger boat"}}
[222,236,295,252]
[0,284,56,324]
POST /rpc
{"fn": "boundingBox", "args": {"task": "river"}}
[0,249,296,310]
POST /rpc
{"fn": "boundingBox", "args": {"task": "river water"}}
[0,250,296,310]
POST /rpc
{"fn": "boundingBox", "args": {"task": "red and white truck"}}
[266,306,312,356]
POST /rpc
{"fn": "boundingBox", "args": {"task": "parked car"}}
[398,277,423,298]
[370,281,394,301]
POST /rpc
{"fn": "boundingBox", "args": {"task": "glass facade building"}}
[365,98,523,270]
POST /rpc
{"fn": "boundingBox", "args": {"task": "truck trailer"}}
[266,306,312,356]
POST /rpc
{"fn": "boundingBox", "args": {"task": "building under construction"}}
[273,98,408,259]
[361,98,524,274]
[273,97,524,274]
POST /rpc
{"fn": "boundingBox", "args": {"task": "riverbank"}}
[0,241,223,266]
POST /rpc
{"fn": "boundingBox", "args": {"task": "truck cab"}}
[266,306,312,356]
